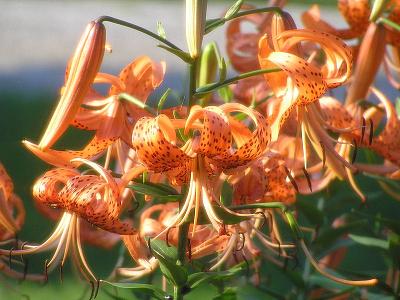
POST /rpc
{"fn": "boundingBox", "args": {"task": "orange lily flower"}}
[302,0,370,40]
[258,27,352,139]
[132,103,270,233]
[1,159,145,282]
[226,5,290,105]
[24,56,165,168]
[231,155,296,206]
[0,163,25,240]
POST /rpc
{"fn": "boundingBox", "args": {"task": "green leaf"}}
[157,88,172,113]
[218,86,233,103]
[313,220,368,249]
[158,44,193,63]
[150,239,188,287]
[156,21,167,39]
[187,263,245,288]
[101,282,168,300]
[128,181,182,201]
[348,234,389,250]
[224,0,244,20]
[213,287,237,300]
[396,97,400,117]
[296,198,324,227]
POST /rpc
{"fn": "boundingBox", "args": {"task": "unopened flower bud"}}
[39,20,106,149]
[345,23,386,104]
[186,0,207,58]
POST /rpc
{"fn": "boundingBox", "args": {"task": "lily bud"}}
[270,11,297,51]
[186,0,207,58]
[370,0,387,21]
[345,23,386,105]
[39,20,106,149]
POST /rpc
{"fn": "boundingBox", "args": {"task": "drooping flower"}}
[131,103,270,233]
[1,159,145,282]
[226,4,289,105]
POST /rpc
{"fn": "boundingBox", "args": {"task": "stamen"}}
[187,239,192,262]
[320,141,326,168]
[57,263,63,284]
[147,238,153,256]
[360,117,366,144]
[165,227,172,247]
[94,280,100,299]
[369,119,374,145]
[242,253,250,277]
[22,258,29,281]
[254,211,267,229]
[300,240,378,286]
[302,167,312,192]
[236,233,245,252]
[44,259,49,283]
[89,281,95,300]
[351,139,358,164]
[284,167,299,193]
[9,247,14,269]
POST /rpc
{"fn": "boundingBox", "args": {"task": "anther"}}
[44,260,49,283]
[361,117,366,144]
[369,119,374,145]
[352,139,358,164]
[320,141,326,168]
[284,167,299,193]
[302,167,312,192]
[147,238,153,256]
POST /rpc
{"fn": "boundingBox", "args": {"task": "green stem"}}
[377,17,400,32]
[195,67,281,96]
[229,202,287,211]
[174,286,183,300]
[205,7,283,34]
[188,57,199,109]
[118,93,157,115]
[97,16,183,51]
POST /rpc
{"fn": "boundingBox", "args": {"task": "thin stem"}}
[377,17,400,32]
[230,202,287,212]
[205,7,283,34]
[188,57,199,109]
[177,223,190,264]
[174,285,183,300]
[97,16,183,51]
[118,93,157,115]
[195,68,281,96]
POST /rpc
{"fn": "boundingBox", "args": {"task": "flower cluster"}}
[2,0,400,298]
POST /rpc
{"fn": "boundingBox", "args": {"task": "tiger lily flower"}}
[0,163,44,281]
[226,5,290,105]
[24,56,165,168]
[132,103,270,233]
[258,28,352,141]
[38,20,106,150]
[0,163,25,240]
[302,0,370,40]
[231,155,296,206]
[1,159,145,282]
[34,200,120,250]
